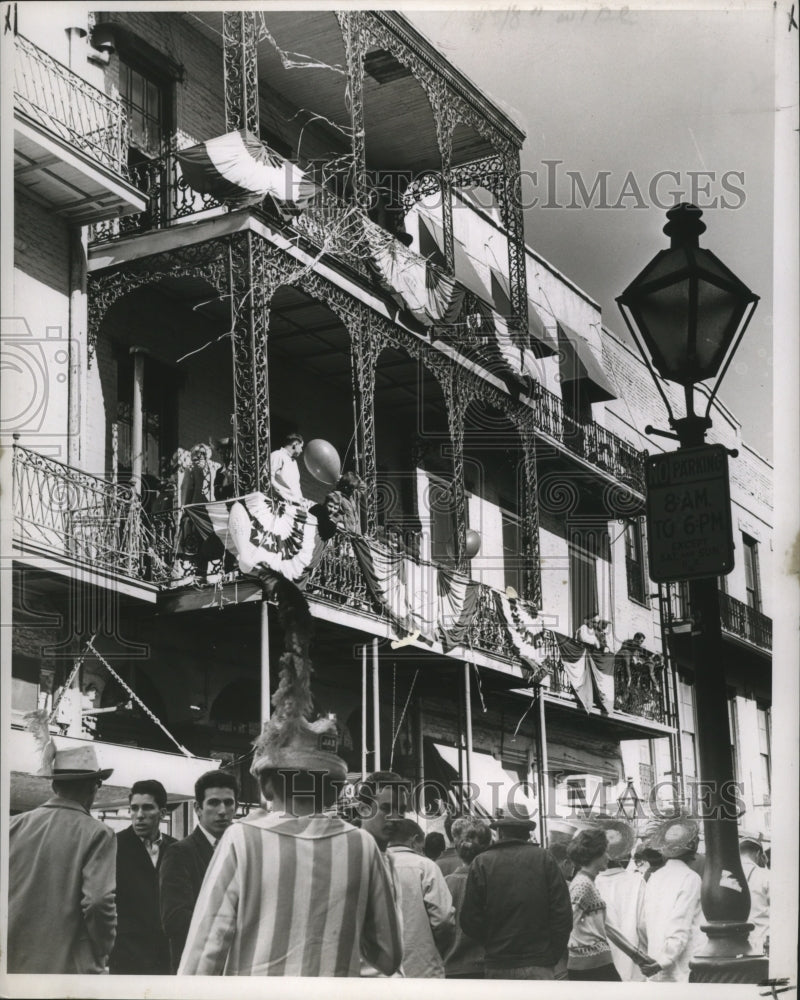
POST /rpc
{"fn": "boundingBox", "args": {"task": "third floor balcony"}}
[13,32,147,223]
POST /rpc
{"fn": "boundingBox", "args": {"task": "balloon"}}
[303,439,341,486]
[465,529,481,559]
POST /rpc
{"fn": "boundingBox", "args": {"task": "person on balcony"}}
[269,432,306,505]
[615,633,646,687]
[575,612,601,648]
[213,437,236,501]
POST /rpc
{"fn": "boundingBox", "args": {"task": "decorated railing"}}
[14,33,127,174]
[719,592,772,651]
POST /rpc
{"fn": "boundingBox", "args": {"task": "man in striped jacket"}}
[178,717,402,976]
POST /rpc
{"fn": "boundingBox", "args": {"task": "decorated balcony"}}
[11,445,664,727]
[13,33,146,223]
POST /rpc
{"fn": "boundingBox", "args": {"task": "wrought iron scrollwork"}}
[223,11,260,135]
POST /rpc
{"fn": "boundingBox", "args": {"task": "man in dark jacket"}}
[460,809,572,979]
[109,779,175,975]
[159,769,239,972]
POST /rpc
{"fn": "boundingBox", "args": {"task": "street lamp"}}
[617,203,766,984]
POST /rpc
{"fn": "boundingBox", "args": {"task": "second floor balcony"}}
[11,444,667,730]
[13,32,146,223]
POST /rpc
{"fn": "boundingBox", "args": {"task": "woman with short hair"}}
[566,828,621,981]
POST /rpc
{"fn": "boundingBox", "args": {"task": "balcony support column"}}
[338,12,368,209]
[68,227,87,469]
[229,233,272,494]
[519,417,543,608]
[129,347,146,495]
[500,148,530,348]
[222,12,260,135]
[349,311,378,534]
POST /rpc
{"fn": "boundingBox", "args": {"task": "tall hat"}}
[594,817,636,860]
[649,816,700,859]
[250,581,346,781]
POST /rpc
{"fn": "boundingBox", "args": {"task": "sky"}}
[406,5,775,461]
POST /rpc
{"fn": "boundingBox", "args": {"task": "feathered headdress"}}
[250,575,346,780]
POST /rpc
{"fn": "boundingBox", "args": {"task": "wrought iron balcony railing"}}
[89,151,369,275]
[14,33,128,174]
[12,445,153,579]
[719,591,772,651]
[12,447,664,723]
[530,384,646,492]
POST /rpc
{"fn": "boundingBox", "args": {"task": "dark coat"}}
[159,826,214,972]
[460,839,572,970]
[109,825,175,975]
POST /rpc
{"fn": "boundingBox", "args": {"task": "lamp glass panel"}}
[694,279,743,375]
[634,279,692,378]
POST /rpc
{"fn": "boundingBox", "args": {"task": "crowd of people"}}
[6,743,770,979]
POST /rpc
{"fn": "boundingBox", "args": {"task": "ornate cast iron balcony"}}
[11,445,154,579]
[719,591,772,651]
[14,33,128,174]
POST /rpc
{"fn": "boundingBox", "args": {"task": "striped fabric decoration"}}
[350,536,480,649]
[177,131,317,212]
[363,218,466,327]
[184,493,323,583]
[178,813,403,977]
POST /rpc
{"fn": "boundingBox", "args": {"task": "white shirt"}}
[644,858,706,982]
[270,447,303,503]
[596,867,647,981]
[741,858,769,952]
[575,624,600,647]
[197,824,217,849]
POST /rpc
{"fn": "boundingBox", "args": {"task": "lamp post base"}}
[689,922,769,984]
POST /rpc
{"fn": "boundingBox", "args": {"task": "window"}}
[757,705,771,803]
[501,506,522,597]
[119,60,167,158]
[678,677,697,780]
[742,534,762,611]
[625,519,648,605]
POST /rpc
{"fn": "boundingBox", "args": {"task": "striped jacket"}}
[178,812,402,977]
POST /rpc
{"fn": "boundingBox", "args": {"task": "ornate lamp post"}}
[617,203,766,983]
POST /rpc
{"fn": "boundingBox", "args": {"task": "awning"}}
[557,321,617,402]
[9,729,219,812]
[176,130,317,212]
[490,268,559,358]
[432,742,535,818]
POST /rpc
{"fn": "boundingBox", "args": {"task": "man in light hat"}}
[739,832,769,953]
[460,807,572,979]
[641,817,705,981]
[594,818,647,981]
[178,656,402,976]
[7,745,117,973]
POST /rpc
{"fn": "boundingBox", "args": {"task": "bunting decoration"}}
[551,634,617,714]
[494,590,549,681]
[176,131,317,212]
[183,493,324,584]
[363,218,466,326]
[350,536,479,649]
